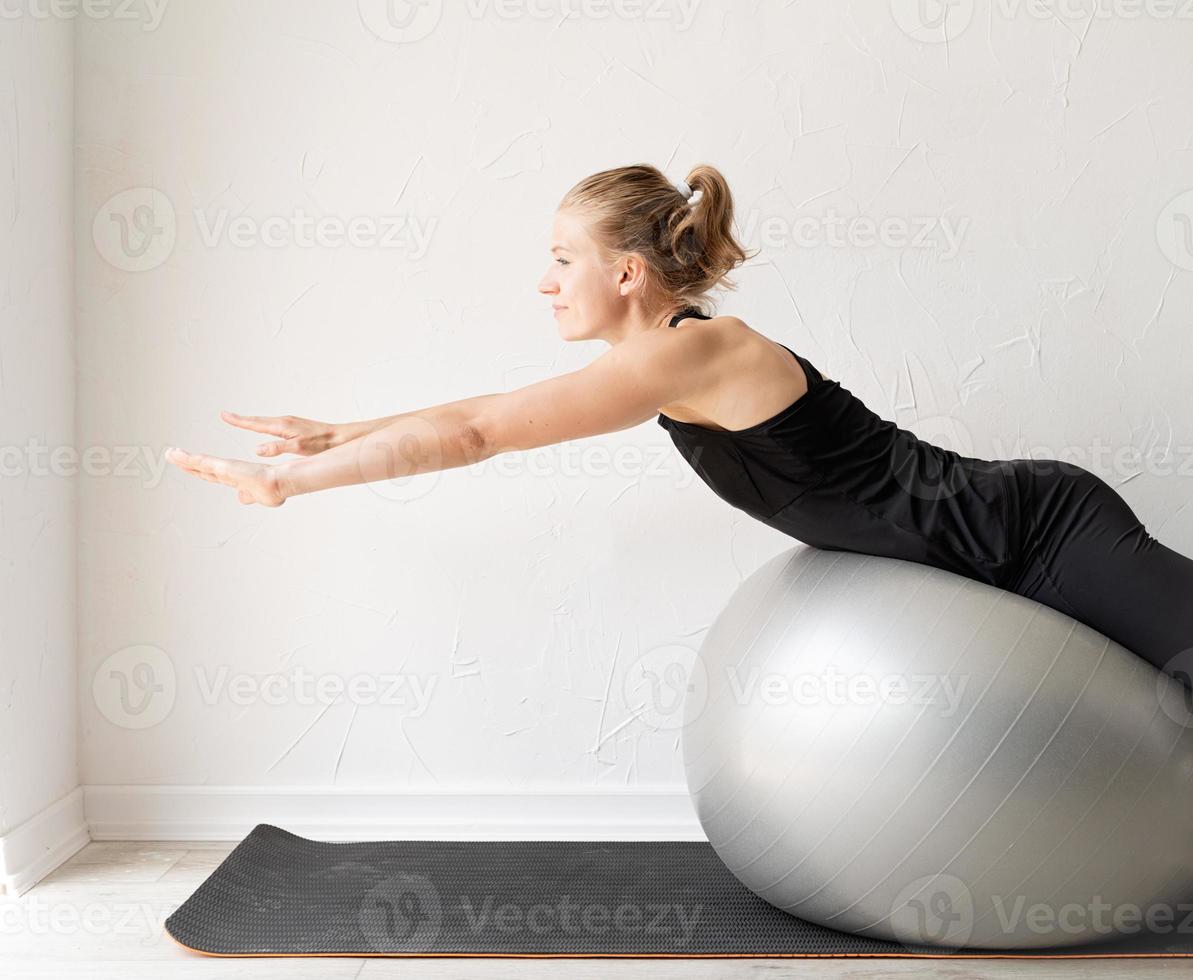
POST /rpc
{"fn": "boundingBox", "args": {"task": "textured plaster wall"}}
[76,1,1193,794]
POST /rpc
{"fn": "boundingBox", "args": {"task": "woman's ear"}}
[617,252,648,296]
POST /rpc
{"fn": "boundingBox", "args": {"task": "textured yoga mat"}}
[164,824,1193,958]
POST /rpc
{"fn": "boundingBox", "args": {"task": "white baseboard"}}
[84,785,705,842]
[0,787,91,897]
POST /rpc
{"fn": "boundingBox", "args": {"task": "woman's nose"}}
[538,273,558,295]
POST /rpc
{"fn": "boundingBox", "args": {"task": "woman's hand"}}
[164,448,287,507]
[220,411,345,457]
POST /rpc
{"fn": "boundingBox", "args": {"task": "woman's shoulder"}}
[671,310,751,343]
[674,312,832,386]
[677,312,782,353]
[674,308,747,329]
[725,314,831,380]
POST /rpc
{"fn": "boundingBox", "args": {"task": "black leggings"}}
[1006,458,1193,688]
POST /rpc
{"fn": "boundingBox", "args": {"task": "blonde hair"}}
[559,163,756,317]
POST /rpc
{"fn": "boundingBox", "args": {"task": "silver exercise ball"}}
[682,546,1193,950]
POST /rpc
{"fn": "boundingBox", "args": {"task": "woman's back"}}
[657,308,1020,589]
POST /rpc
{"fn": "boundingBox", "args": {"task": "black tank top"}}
[657,307,1020,588]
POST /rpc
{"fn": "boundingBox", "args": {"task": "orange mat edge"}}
[164,929,1193,959]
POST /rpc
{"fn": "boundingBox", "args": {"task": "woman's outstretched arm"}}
[165,323,720,506]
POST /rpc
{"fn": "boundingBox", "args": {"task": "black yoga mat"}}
[164,824,1193,958]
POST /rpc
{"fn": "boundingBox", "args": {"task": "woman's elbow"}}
[459,420,491,462]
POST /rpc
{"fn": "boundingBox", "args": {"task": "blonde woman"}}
[166,163,1193,685]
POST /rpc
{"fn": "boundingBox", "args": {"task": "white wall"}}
[74,1,1193,835]
[0,10,83,883]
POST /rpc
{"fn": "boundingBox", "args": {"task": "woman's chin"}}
[555,313,579,339]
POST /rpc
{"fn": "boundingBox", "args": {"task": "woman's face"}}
[538,208,631,341]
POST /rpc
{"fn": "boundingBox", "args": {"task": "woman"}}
[166,162,1193,686]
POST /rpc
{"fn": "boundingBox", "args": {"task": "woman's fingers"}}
[175,463,219,484]
[165,447,284,507]
[168,448,225,484]
[221,413,334,457]
[221,411,291,436]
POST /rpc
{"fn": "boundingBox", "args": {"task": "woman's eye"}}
[556,257,569,266]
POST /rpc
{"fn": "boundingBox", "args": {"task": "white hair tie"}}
[674,178,695,203]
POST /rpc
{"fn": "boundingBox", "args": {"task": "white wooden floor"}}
[2,840,1192,979]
